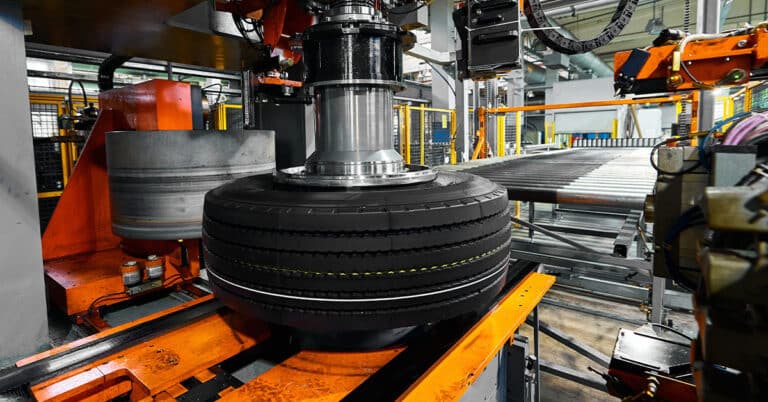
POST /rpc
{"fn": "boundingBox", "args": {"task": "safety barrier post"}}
[497,115,506,157]
[404,105,411,164]
[550,122,556,145]
[472,107,487,160]
[419,103,425,165]
[611,118,619,139]
[515,111,522,155]
[450,110,457,164]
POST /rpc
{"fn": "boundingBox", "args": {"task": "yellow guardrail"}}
[214,104,242,130]
[30,94,73,198]
[476,94,693,158]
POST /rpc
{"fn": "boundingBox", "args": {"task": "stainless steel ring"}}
[274,164,437,187]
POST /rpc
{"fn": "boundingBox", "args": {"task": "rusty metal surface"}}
[220,349,405,401]
[30,309,266,401]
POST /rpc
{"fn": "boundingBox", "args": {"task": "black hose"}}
[650,137,702,176]
[67,80,88,115]
[650,323,694,341]
[98,55,131,91]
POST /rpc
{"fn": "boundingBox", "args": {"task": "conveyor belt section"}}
[465,149,656,209]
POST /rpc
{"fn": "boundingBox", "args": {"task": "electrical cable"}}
[523,0,640,55]
[650,323,694,341]
[67,80,88,116]
[650,136,702,176]
[425,60,456,95]
[86,291,129,315]
[698,111,753,169]
[85,272,193,316]
[389,0,431,15]
[232,0,266,50]
[661,206,705,292]
[202,83,224,104]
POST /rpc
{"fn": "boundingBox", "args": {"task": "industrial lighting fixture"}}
[645,1,665,34]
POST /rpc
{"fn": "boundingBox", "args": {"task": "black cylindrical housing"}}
[303,21,403,87]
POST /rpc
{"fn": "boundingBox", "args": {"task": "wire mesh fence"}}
[394,105,456,167]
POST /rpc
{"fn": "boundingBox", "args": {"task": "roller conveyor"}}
[462,148,656,209]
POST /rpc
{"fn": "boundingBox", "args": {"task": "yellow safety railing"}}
[476,94,692,158]
[396,105,458,165]
[30,94,73,198]
[213,104,243,130]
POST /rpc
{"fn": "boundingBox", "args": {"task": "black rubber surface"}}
[203,171,512,332]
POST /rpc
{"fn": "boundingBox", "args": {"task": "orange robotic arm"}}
[615,27,768,94]
[214,0,314,62]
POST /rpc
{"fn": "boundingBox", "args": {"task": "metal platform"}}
[3,273,554,401]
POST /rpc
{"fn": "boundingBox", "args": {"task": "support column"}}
[544,68,560,145]
[697,0,722,131]
[506,70,525,148]
[486,79,498,156]
[428,0,456,110]
[0,0,49,365]
[455,78,470,162]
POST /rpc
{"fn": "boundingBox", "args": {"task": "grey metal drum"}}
[106,130,275,240]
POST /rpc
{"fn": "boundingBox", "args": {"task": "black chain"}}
[523,0,640,55]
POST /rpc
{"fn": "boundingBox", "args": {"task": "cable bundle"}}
[723,112,768,145]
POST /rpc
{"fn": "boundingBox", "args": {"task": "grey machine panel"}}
[106,129,275,240]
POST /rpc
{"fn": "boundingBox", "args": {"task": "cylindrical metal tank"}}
[106,130,275,240]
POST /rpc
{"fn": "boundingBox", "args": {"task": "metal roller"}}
[106,129,275,240]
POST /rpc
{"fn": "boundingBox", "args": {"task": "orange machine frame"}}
[19,272,554,402]
[615,28,768,93]
[42,80,203,326]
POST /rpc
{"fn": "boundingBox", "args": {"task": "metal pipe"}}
[539,360,608,392]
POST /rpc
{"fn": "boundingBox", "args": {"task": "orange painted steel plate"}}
[398,272,554,402]
[219,348,404,402]
[44,246,200,316]
[17,295,215,367]
[30,307,267,402]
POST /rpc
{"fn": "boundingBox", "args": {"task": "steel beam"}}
[540,297,646,326]
[697,0,722,132]
[613,212,641,258]
[539,360,608,392]
[509,241,652,279]
[527,319,611,368]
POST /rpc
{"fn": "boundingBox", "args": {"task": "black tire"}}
[203,171,512,331]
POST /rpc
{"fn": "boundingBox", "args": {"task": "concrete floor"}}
[519,287,697,402]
